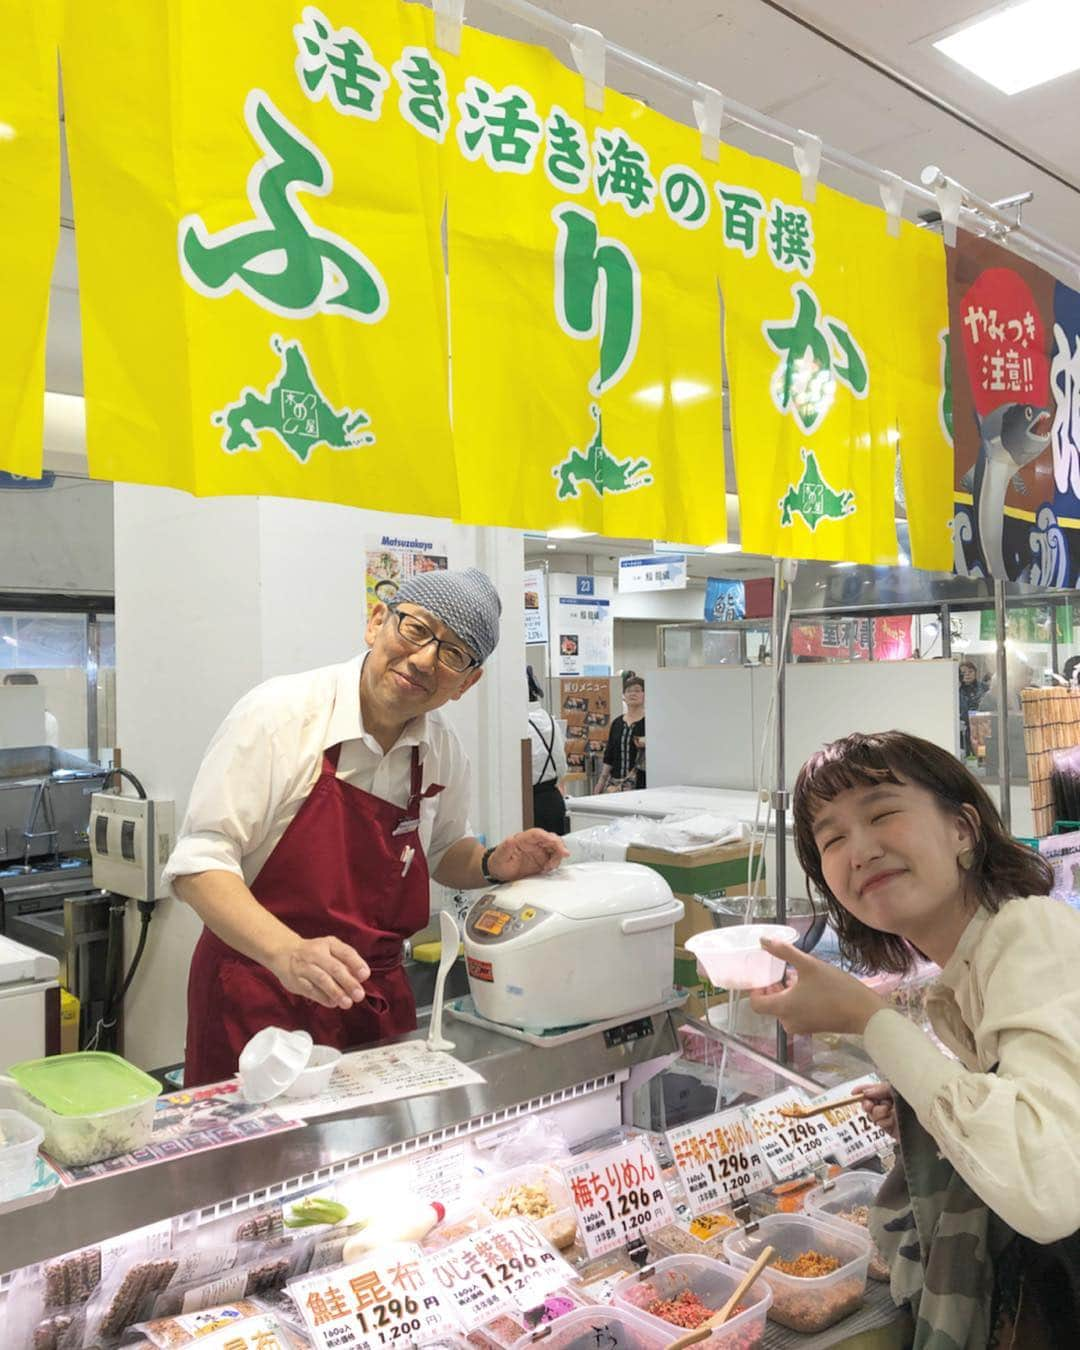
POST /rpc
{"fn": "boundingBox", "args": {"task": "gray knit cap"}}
[391,567,502,663]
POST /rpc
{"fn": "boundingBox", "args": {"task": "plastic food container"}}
[0,1108,45,1200]
[7,1052,160,1167]
[509,1306,671,1350]
[648,1211,743,1261]
[685,925,798,991]
[722,1213,871,1334]
[613,1253,771,1349]
[479,1287,586,1348]
[804,1170,890,1282]
[480,1163,578,1250]
[280,1044,341,1099]
[238,1027,313,1102]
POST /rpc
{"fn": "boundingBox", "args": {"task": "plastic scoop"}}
[426,909,459,1053]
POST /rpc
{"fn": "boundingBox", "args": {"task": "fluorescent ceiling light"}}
[546,527,595,539]
[831,561,858,569]
[705,542,741,554]
[933,0,1080,95]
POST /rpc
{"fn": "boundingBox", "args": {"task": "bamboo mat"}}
[1020,687,1080,837]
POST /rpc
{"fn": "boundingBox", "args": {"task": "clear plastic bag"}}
[487,1113,572,1171]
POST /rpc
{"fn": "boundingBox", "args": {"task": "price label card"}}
[423,1219,575,1332]
[561,1138,676,1258]
[409,1142,469,1208]
[666,1108,771,1213]
[743,1090,832,1181]
[812,1077,894,1167]
[290,1242,461,1349]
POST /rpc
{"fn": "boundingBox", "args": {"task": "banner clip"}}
[878,172,906,238]
[794,130,823,203]
[933,177,963,248]
[433,0,465,57]
[570,24,606,111]
[692,84,724,163]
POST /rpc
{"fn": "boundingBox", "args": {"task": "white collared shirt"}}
[864,894,1080,1243]
[163,654,472,890]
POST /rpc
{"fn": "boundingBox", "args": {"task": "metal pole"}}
[941,604,952,659]
[86,613,100,765]
[994,580,1011,831]
[1050,603,1061,679]
[771,561,789,1064]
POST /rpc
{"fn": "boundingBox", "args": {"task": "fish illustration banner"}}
[59,0,458,518]
[0,0,63,478]
[949,232,1080,587]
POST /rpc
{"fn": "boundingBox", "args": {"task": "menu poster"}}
[559,677,613,779]
[524,567,549,645]
[561,1139,676,1259]
[365,533,449,617]
[666,1108,771,1214]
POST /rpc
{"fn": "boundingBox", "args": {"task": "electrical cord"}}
[100,766,147,799]
[86,898,156,1052]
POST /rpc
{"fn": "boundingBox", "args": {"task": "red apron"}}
[184,743,442,1087]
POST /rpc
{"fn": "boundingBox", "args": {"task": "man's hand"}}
[268,935,371,1010]
[488,829,569,882]
[749,940,887,1036]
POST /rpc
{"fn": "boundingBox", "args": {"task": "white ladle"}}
[426,908,459,1053]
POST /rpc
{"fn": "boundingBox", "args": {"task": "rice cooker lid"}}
[476,861,674,921]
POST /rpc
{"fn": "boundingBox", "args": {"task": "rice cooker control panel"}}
[465,900,551,944]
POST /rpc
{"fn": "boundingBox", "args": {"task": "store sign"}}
[290,1243,461,1350]
[666,1108,771,1214]
[810,1077,894,1168]
[743,1090,831,1181]
[555,595,613,676]
[561,1138,676,1258]
[424,1219,574,1332]
[704,578,745,622]
[618,554,687,592]
[524,567,549,644]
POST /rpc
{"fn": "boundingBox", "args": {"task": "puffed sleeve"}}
[864,897,1080,1242]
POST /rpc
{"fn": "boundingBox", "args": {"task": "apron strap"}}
[323,744,343,774]
[407,745,445,818]
[533,712,557,783]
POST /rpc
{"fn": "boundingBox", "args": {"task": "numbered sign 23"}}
[561,1139,676,1258]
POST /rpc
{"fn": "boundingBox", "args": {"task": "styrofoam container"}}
[685,925,798,990]
[509,1305,671,1350]
[238,1027,313,1103]
[722,1212,871,1333]
[280,1044,342,1099]
[613,1253,771,1349]
[0,1109,45,1200]
[804,1170,890,1281]
[479,1163,577,1250]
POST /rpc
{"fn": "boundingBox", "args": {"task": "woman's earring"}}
[957,846,976,870]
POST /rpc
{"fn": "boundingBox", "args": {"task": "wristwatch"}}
[480,846,502,885]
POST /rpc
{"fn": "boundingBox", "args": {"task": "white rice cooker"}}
[463,861,684,1030]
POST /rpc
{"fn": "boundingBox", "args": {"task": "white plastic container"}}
[0,1109,45,1200]
[238,1027,313,1102]
[685,925,798,991]
[509,1306,671,1350]
[722,1212,871,1333]
[480,1163,578,1250]
[478,1286,585,1347]
[804,1170,890,1281]
[612,1253,771,1349]
[280,1044,342,1099]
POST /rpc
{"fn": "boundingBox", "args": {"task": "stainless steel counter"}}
[0,1011,680,1277]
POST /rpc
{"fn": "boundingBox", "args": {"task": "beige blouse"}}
[864,894,1080,1243]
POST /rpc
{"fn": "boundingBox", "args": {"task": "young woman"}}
[751,731,1080,1348]
[596,676,646,792]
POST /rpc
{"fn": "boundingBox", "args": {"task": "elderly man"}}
[166,567,567,1085]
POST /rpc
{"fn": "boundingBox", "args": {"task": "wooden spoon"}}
[779,1092,863,1119]
[664,1246,775,1350]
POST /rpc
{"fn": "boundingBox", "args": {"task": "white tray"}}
[446,989,687,1047]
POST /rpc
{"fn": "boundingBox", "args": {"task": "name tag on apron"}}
[393,817,420,836]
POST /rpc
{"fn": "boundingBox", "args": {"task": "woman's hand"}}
[857,1082,898,1140]
[749,941,887,1036]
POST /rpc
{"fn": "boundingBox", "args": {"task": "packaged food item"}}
[613,1253,771,1349]
[648,1210,741,1261]
[150,1243,311,1320]
[134,1298,264,1346]
[477,1287,585,1347]
[507,1306,673,1350]
[480,1165,578,1251]
[341,1199,445,1259]
[422,1208,492,1252]
[803,1169,890,1282]
[722,1213,871,1334]
[42,1245,103,1308]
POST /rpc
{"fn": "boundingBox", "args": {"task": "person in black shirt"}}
[597,676,646,792]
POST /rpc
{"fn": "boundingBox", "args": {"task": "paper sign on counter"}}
[743,1090,832,1181]
[561,1138,676,1259]
[290,1242,460,1349]
[283,1041,485,1121]
[665,1108,771,1213]
[409,1142,470,1208]
[811,1077,894,1167]
[423,1218,575,1332]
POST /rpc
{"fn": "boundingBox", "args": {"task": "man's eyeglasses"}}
[389,606,479,674]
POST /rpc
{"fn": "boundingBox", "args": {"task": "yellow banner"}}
[717,146,951,568]
[60,0,457,517]
[0,0,62,477]
[445,23,728,544]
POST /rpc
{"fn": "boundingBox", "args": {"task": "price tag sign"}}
[290,1242,461,1349]
[812,1078,894,1167]
[561,1138,676,1258]
[743,1090,832,1181]
[423,1219,575,1332]
[409,1142,469,1208]
[665,1108,771,1213]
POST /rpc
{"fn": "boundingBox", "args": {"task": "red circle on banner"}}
[957,268,1049,417]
